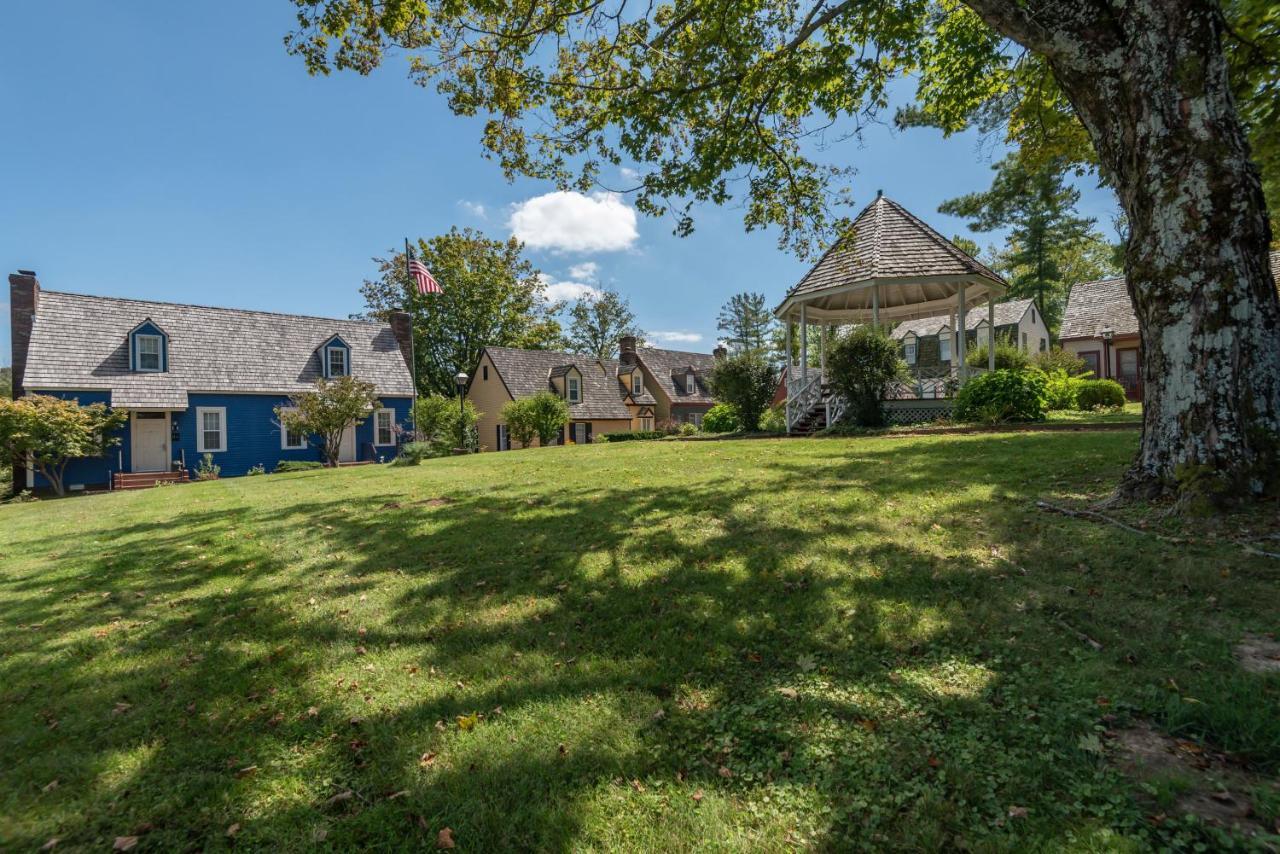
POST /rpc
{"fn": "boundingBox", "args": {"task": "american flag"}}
[405,242,442,295]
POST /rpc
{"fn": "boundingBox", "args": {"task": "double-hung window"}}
[686,373,696,394]
[197,407,227,453]
[374,408,394,446]
[327,347,348,377]
[938,334,952,362]
[567,376,581,403]
[904,341,917,365]
[631,373,642,395]
[280,408,307,450]
[137,334,162,371]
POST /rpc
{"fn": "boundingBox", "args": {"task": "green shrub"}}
[966,340,1030,371]
[413,394,481,451]
[392,441,436,466]
[1039,368,1084,410]
[954,369,1047,423]
[758,404,787,434]
[274,460,324,473]
[194,453,221,480]
[1075,379,1126,410]
[597,430,664,443]
[502,392,569,448]
[678,422,699,436]
[826,326,907,427]
[708,354,777,433]
[246,464,266,476]
[701,403,741,433]
[1031,346,1089,376]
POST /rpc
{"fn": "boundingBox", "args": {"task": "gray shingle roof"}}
[633,346,718,405]
[890,298,1033,339]
[483,347,636,420]
[782,194,1005,303]
[1059,277,1137,340]
[23,290,414,406]
[1060,251,1280,342]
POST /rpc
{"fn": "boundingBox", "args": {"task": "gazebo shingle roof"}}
[781,194,1005,305]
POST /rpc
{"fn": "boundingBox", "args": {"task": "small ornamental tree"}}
[826,327,908,427]
[709,354,777,433]
[502,392,569,448]
[413,394,481,453]
[276,376,381,467]
[0,394,128,496]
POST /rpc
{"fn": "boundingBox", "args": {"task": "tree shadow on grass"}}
[1,432,1275,849]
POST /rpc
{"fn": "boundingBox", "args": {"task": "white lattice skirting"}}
[883,399,954,425]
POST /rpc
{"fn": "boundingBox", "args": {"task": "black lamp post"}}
[454,371,469,451]
[1101,326,1114,380]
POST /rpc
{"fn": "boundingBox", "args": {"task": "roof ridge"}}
[40,289,389,328]
[879,197,1004,284]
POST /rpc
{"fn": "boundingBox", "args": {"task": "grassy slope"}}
[0,433,1276,851]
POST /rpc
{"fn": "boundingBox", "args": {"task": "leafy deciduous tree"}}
[709,354,778,433]
[360,228,564,397]
[0,394,127,496]
[285,0,1280,506]
[825,327,908,428]
[276,376,382,467]
[501,392,569,448]
[565,290,641,361]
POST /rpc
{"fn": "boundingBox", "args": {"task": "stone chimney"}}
[713,344,728,360]
[619,335,637,365]
[9,270,39,493]
[10,270,39,399]
[388,311,415,376]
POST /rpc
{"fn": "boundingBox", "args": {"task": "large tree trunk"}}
[966,0,1280,506]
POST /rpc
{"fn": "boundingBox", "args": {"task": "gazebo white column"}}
[800,302,809,383]
[956,283,968,382]
[784,316,792,373]
[987,296,996,371]
[872,285,880,329]
[819,323,827,375]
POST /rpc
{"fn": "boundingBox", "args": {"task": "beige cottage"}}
[467,346,657,450]
[620,336,722,428]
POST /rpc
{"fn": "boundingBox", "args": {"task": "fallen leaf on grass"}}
[113,837,138,851]
[42,779,59,792]
[226,823,241,837]
[692,789,704,803]
[387,790,409,800]
[40,839,59,851]
[437,827,456,849]
[325,790,355,808]
[1008,806,1028,819]
[718,766,733,778]
[112,702,132,715]
[235,765,258,778]
[419,752,438,767]
[456,713,478,731]
[776,687,799,700]
[927,757,942,769]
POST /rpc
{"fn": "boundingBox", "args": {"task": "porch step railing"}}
[785,368,824,432]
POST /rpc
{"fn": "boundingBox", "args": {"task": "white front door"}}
[132,412,169,472]
[339,425,357,463]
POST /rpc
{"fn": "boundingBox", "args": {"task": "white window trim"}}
[326,346,348,377]
[567,376,581,403]
[686,373,696,394]
[904,340,918,365]
[196,406,228,453]
[279,407,307,450]
[136,333,163,372]
[632,373,642,395]
[938,334,952,362]
[373,408,395,447]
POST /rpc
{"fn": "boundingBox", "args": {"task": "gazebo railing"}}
[786,368,824,430]
[886,365,968,400]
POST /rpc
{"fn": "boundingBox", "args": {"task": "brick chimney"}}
[713,344,728,360]
[10,270,39,399]
[388,311,415,377]
[9,270,39,493]
[619,335,637,365]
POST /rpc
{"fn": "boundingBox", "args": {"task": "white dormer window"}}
[137,334,163,372]
[904,340,917,365]
[686,373,696,394]
[938,334,951,362]
[327,347,348,377]
[632,373,642,395]
[567,376,581,403]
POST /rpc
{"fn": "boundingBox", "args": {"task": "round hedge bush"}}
[1075,379,1127,410]
[953,369,1047,423]
[701,402,742,433]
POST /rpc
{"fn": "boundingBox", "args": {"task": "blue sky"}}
[0,2,1121,364]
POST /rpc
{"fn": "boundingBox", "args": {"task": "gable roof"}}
[633,346,718,405]
[482,347,635,420]
[781,194,1005,304]
[22,290,414,407]
[890,298,1034,340]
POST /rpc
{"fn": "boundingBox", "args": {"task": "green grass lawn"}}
[1,432,1277,851]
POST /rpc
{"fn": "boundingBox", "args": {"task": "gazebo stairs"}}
[788,382,836,435]
[113,470,189,490]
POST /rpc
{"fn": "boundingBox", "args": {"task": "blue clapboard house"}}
[8,270,416,491]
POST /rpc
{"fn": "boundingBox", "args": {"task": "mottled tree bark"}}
[965,0,1280,506]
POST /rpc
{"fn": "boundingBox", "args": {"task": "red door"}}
[1115,348,1142,400]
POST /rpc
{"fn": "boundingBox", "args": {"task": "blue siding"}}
[26,391,413,488]
[129,320,168,372]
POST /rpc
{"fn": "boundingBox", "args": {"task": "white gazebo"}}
[775,192,1007,431]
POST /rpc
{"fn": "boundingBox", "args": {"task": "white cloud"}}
[457,199,487,219]
[537,273,602,304]
[648,331,704,344]
[509,191,638,253]
[567,261,599,280]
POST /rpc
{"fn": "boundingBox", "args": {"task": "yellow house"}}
[467,346,658,451]
[620,336,723,428]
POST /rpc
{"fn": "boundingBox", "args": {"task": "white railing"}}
[786,367,824,432]
[826,393,847,427]
[886,364,964,400]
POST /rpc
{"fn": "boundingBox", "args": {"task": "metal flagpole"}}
[405,238,419,439]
